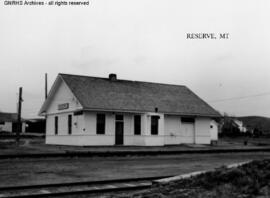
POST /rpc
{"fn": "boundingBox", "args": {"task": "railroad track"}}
[1,148,270,159]
[0,175,173,198]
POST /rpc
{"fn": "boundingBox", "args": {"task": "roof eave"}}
[81,107,221,118]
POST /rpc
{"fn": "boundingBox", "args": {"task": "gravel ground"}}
[1,152,270,187]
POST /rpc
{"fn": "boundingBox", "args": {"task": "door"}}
[115,115,124,145]
[182,123,195,144]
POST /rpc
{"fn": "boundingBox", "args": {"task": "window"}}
[134,115,141,135]
[96,114,105,134]
[73,110,83,116]
[181,117,195,123]
[54,116,58,135]
[0,122,5,125]
[151,116,159,135]
[68,115,72,135]
[115,115,123,121]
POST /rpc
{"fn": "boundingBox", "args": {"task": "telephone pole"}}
[44,74,48,135]
[45,73,48,99]
[16,87,23,145]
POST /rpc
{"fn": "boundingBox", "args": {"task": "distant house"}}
[39,73,221,146]
[0,112,26,133]
[234,119,247,133]
[220,117,249,136]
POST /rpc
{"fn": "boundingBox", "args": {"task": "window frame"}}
[54,116,58,135]
[181,117,195,123]
[134,115,141,135]
[68,114,72,135]
[151,116,159,135]
[115,114,124,121]
[96,114,106,134]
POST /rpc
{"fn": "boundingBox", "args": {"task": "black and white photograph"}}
[0,0,270,197]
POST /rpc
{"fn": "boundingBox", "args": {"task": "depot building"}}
[39,73,220,146]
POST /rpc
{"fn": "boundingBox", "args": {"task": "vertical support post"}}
[16,87,23,145]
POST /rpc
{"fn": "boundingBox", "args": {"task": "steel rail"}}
[0,175,173,198]
[0,175,172,191]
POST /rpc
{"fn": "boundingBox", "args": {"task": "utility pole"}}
[44,74,48,135]
[16,87,23,145]
[45,73,48,99]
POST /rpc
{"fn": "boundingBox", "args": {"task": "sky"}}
[0,0,270,118]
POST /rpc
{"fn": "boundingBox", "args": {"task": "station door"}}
[182,123,195,144]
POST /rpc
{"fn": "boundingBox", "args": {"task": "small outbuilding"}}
[39,73,220,146]
[0,112,26,133]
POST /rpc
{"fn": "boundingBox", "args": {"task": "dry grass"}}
[114,159,270,198]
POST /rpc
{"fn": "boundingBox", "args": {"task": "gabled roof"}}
[0,112,18,122]
[41,73,220,117]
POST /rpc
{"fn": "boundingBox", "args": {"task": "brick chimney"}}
[109,73,117,81]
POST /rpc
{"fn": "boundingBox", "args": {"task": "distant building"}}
[25,118,46,133]
[39,73,221,146]
[234,119,247,133]
[0,112,26,133]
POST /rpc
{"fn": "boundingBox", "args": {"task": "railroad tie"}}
[105,185,117,189]
[39,189,51,194]
[124,183,136,187]
[139,182,151,186]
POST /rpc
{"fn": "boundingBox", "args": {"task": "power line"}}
[208,92,270,103]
